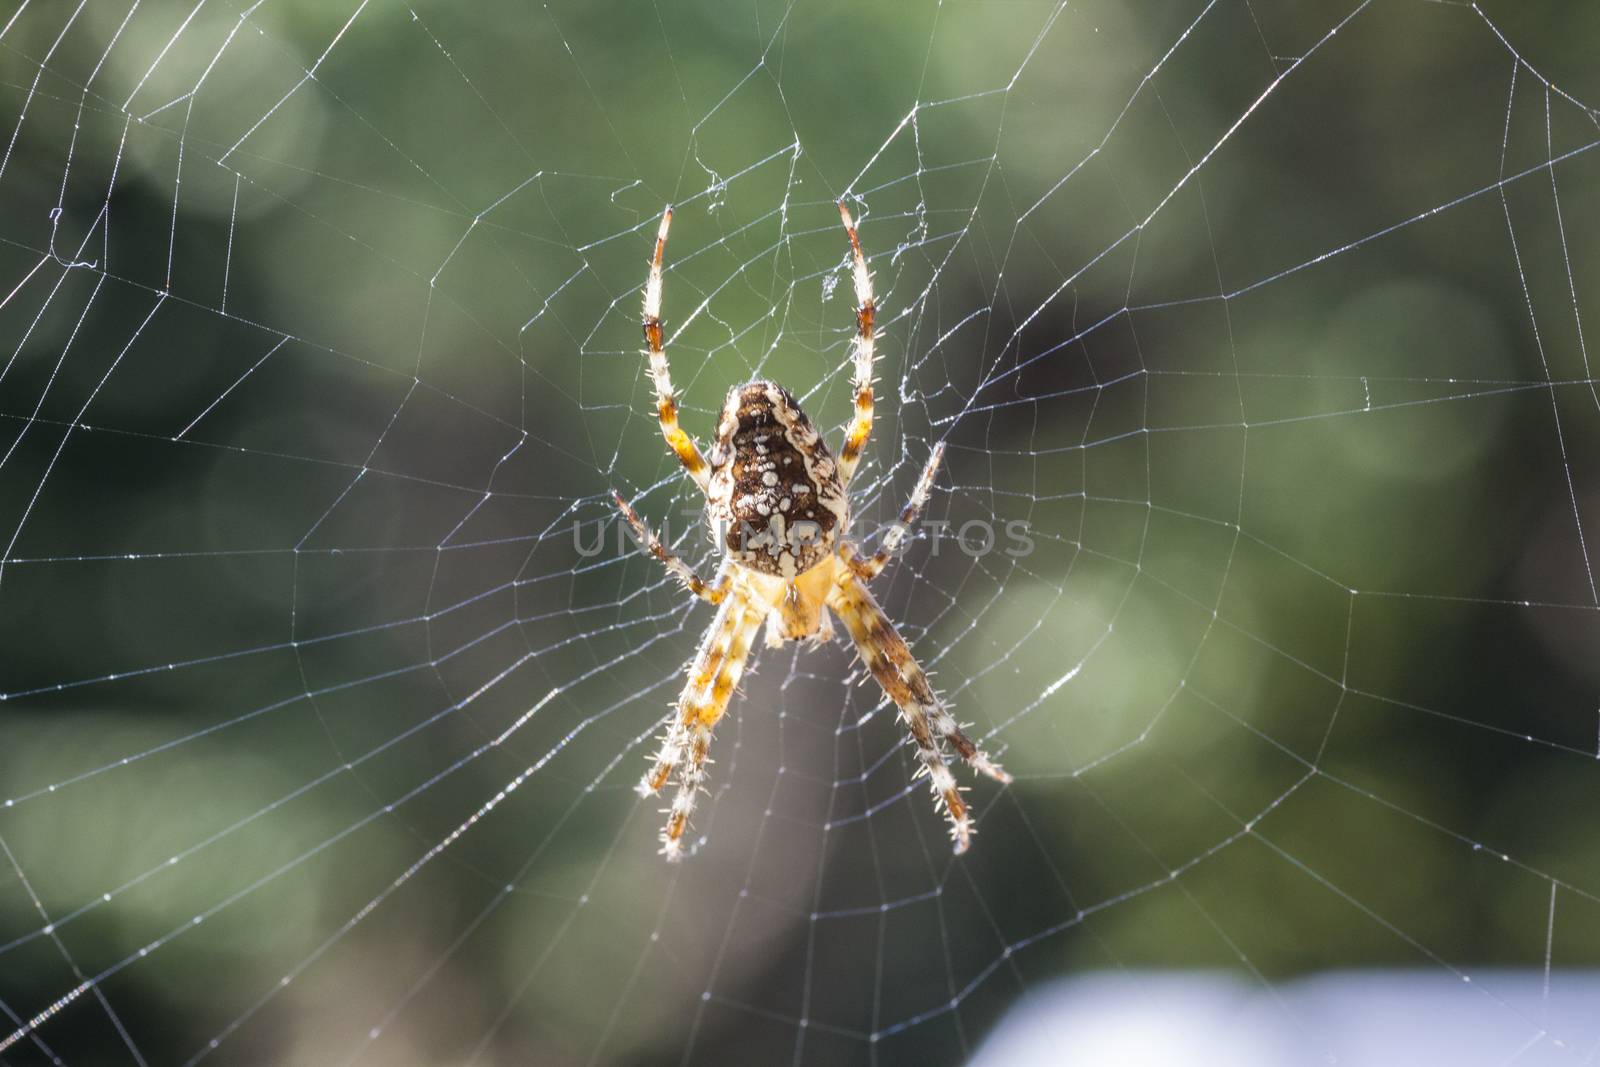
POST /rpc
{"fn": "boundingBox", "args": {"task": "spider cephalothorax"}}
[613,202,1011,860]
[706,381,847,577]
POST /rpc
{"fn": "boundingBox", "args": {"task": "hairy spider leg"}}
[638,581,749,801]
[642,206,710,495]
[847,442,945,581]
[658,588,770,859]
[836,201,876,488]
[613,490,730,603]
[829,568,1011,853]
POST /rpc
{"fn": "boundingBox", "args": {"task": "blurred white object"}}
[972,971,1600,1066]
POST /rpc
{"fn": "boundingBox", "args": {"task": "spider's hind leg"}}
[641,206,711,496]
[836,201,877,488]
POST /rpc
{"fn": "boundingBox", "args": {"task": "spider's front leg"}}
[829,567,1011,853]
[637,584,768,860]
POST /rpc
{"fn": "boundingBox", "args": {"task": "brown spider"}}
[614,203,1010,860]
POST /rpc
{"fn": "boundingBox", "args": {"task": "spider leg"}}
[662,594,766,859]
[835,201,876,488]
[638,582,746,799]
[846,442,944,581]
[638,584,766,860]
[642,206,711,496]
[829,568,1010,854]
[613,490,730,603]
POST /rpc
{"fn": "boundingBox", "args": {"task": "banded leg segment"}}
[829,569,1010,853]
[662,593,765,859]
[638,586,745,799]
[847,442,944,581]
[638,586,766,859]
[613,490,729,603]
[836,201,876,488]
[642,206,710,495]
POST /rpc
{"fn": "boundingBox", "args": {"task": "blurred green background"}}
[2,1,1599,1064]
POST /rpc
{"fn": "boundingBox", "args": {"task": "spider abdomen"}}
[707,381,846,578]
[628,204,1009,859]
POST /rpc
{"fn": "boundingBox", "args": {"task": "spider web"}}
[1,0,1599,1064]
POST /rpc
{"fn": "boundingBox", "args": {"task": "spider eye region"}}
[708,381,846,578]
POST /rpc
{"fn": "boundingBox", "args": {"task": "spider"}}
[613,202,1011,860]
